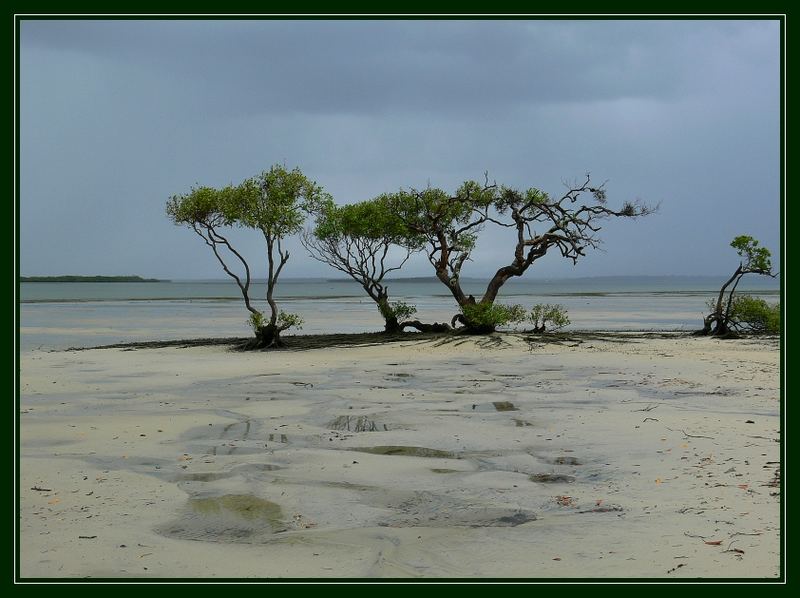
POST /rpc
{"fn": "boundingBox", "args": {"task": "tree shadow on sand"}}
[69,329,754,354]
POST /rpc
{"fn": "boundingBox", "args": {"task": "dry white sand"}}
[18,333,781,579]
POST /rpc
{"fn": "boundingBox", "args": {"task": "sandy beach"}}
[18,332,781,579]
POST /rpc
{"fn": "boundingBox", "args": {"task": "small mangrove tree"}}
[700,235,778,337]
[167,164,326,348]
[302,195,423,333]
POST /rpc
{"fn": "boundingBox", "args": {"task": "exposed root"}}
[400,320,452,333]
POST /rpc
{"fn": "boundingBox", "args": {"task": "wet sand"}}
[19,333,781,579]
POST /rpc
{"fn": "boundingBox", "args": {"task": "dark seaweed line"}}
[55,329,730,353]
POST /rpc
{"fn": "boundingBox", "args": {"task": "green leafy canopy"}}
[314,194,417,245]
[730,235,772,273]
[378,300,417,321]
[234,165,328,236]
[166,184,240,227]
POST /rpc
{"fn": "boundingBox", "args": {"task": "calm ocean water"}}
[18,276,780,351]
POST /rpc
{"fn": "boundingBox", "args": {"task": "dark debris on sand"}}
[65,330,712,354]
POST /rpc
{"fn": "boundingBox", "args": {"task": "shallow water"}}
[156,494,284,543]
[349,446,458,459]
[18,276,779,351]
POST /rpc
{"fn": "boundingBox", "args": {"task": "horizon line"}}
[20,273,781,282]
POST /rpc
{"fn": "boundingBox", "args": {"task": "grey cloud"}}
[21,20,777,118]
[19,19,780,279]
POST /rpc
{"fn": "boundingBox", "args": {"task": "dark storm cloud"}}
[19,19,780,279]
[21,20,771,115]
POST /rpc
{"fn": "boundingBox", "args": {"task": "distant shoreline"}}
[20,275,168,283]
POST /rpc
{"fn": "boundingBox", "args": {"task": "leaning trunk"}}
[435,270,471,307]
[481,272,511,305]
[696,313,737,338]
[697,266,743,336]
[268,240,278,330]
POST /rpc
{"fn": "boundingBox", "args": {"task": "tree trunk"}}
[695,314,738,338]
[711,319,738,338]
[384,316,401,334]
[434,270,471,307]
[713,267,741,316]
[241,324,284,350]
[481,271,512,304]
[376,296,401,334]
[697,266,743,336]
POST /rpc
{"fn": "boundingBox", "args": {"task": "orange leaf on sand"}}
[47,498,60,505]
[737,484,749,490]
[655,478,662,484]
[704,540,723,546]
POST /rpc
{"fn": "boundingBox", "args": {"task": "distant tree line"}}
[20,275,166,283]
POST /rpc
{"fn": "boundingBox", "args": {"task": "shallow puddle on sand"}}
[350,446,457,459]
[155,494,284,543]
[382,509,537,528]
[175,471,230,482]
[238,463,282,472]
[380,491,537,528]
[189,495,281,520]
[176,463,282,482]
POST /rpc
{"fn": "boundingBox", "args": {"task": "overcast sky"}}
[19,19,781,280]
